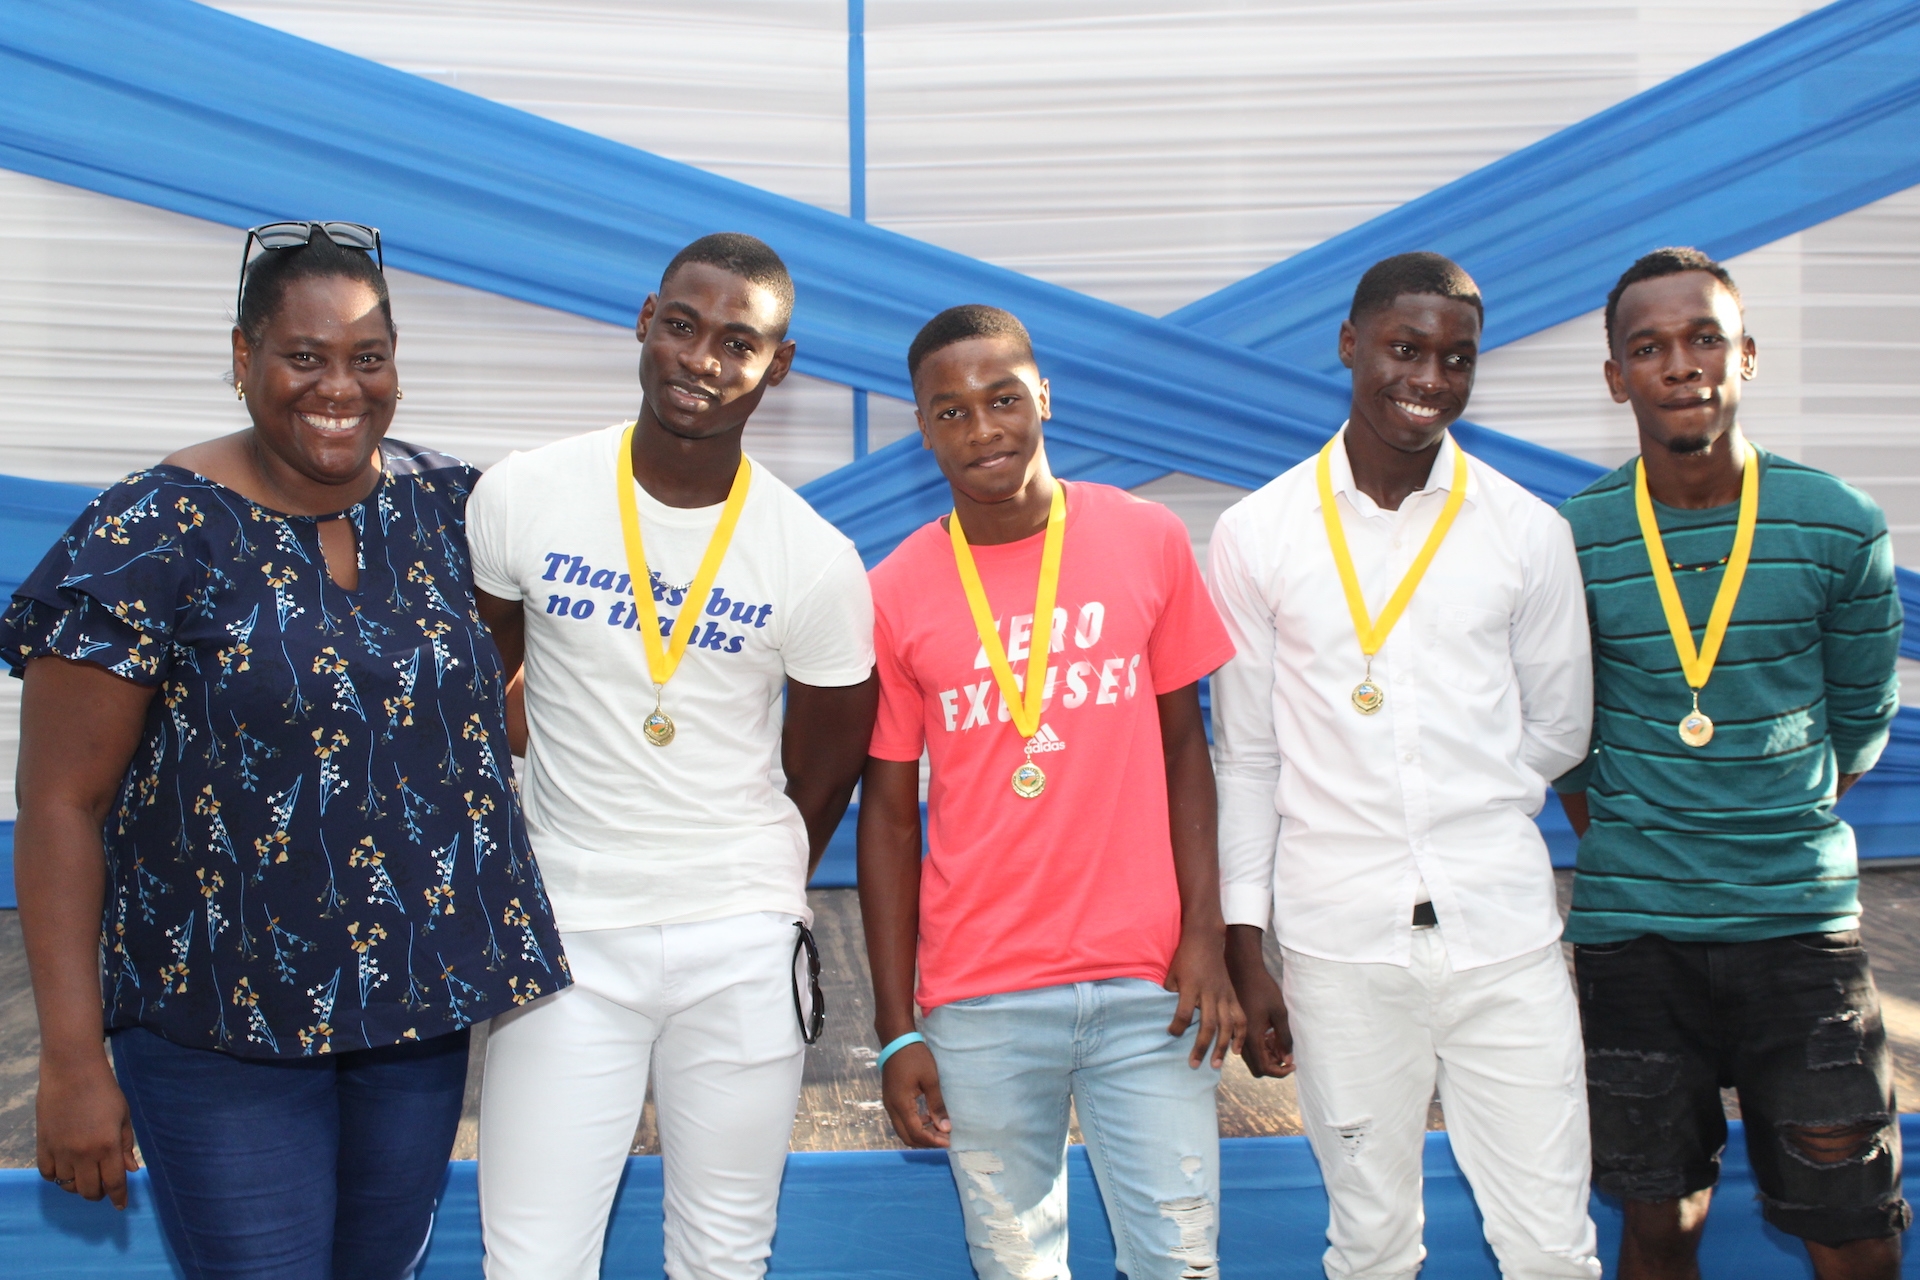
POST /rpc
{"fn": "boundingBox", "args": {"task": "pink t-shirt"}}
[868,481,1236,1010]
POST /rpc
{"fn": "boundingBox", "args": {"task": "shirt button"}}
[1402,752,1416,763]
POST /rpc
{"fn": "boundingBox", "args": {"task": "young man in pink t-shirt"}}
[859,305,1244,1280]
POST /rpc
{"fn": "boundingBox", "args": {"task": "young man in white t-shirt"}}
[466,233,878,1280]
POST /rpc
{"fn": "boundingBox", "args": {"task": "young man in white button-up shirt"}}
[1209,253,1600,1279]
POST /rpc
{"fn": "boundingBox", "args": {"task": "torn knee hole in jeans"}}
[1807,1010,1867,1070]
[953,1150,1045,1278]
[1779,1114,1892,1169]
[1586,1048,1682,1099]
[1329,1116,1371,1164]
[1159,1195,1218,1280]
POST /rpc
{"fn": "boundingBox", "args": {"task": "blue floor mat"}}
[3,1121,1913,1277]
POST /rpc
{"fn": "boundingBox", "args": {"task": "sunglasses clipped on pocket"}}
[792,921,824,1045]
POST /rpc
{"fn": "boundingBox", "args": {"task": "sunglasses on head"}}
[236,221,384,321]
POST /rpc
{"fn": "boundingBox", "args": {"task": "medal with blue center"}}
[1633,443,1758,749]
[1316,430,1469,715]
[614,421,752,747]
[950,481,1068,799]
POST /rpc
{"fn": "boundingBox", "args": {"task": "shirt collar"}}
[1321,421,1470,516]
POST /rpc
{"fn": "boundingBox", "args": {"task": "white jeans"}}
[478,911,807,1280]
[1282,932,1600,1280]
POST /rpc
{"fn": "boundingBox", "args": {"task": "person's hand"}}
[36,1049,140,1209]
[1225,924,1294,1078]
[1165,928,1247,1069]
[881,1042,951,1148]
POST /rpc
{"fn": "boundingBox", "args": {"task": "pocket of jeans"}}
[943,994,996,1009]
[1786,930,1865,956]
[1575,937,1641,959]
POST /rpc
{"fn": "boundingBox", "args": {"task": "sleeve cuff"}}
[471,571,522,601]
[785,662,877,689]
[1152,641,1239,696]
[1552,753,1596,795]
[1222,882,1272,931]
[1835,730,1891,777]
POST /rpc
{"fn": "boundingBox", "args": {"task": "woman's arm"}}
[16,657,157,1208]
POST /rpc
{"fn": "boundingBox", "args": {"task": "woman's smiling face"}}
[232,273,397,492]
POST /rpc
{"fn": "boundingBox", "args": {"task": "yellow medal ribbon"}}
[1633,445,1758,748]
[1316,431,1470,715]
[614,422,752,747]
[949,481,1067,798]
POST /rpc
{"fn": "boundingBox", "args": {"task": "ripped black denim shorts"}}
[1574,930,1911,1246]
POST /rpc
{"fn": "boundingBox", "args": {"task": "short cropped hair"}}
[1349,252,1483,324]
[660,233,794,337]
[1603,247,1742,349]
[907,305,1035,382]
[238,231,392,345]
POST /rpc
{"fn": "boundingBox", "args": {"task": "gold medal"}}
[1351,678,1384,715]
[950,482,1068,801]
[1678,707,1714,748]
[1633,445,1757,751]
[1316,430,1469,716]
[614,422,751,748]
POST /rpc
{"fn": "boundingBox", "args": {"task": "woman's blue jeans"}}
[923,978,1223,1280]
[111,1025,471,1280]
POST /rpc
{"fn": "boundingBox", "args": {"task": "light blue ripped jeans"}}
[923,978,1222,1280]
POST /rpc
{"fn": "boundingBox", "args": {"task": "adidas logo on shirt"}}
[1026,723,1067,753]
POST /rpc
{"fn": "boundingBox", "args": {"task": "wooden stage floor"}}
[7,868,1920,1165]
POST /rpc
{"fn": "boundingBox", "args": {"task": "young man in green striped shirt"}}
[1555,247,1906,1279]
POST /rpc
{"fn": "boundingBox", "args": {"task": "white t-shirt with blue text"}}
[467,423,875,931]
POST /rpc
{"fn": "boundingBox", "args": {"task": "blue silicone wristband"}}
[875,1031,925,1071]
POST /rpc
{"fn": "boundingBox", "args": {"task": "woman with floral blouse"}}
[7,224,566,1279]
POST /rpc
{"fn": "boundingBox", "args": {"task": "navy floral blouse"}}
[0,440,568,1058]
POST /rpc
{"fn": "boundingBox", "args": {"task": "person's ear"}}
[1337,319,1357,370]
[231,326,252,395]
[1035,378,1051,422]
[1603,355,1630,405]
[1740,334,1758,381]
[766,338,797,387]
[635,294,658,343]
[915,406,932,450]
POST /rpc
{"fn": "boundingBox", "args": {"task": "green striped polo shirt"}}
[1554,447,1902,944]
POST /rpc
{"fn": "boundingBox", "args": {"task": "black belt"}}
[1411,901,1438,929]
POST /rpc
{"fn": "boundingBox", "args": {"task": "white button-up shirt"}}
[1208,428,1591,970]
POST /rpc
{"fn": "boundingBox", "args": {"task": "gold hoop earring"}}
[235,384,245,400]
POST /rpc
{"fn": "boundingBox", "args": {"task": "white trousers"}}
[1282,933,1600,1280]
[478,911,806,1280]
